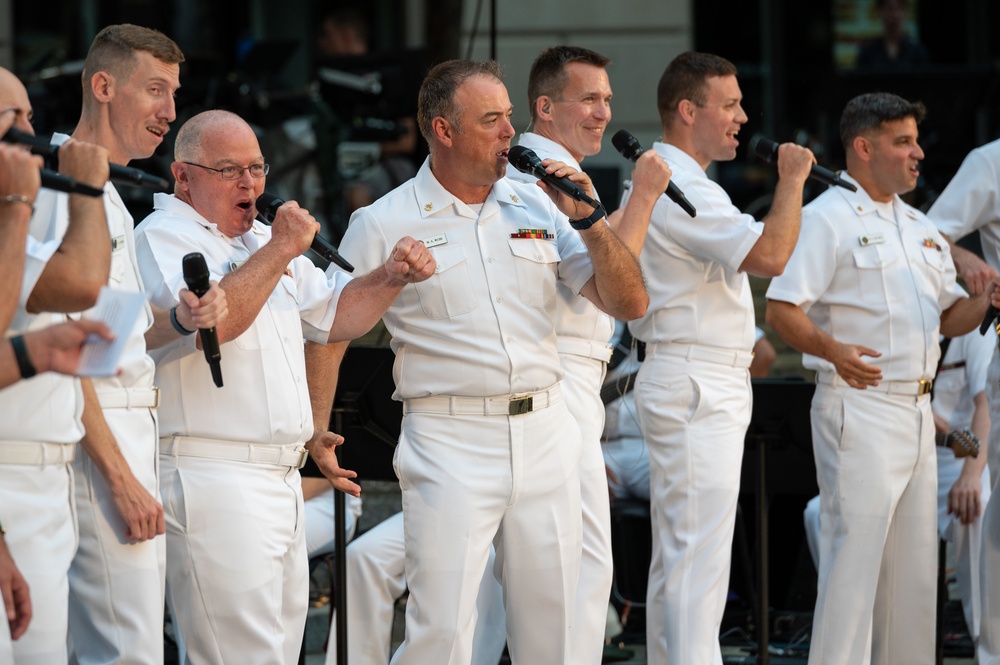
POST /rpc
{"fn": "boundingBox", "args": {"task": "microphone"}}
[750,134,857,192]
[182,252,223,388]
[2,127,170,192]
[40,168,104,197]
[611,130,696,218]
[506,145,602,210]
[980,305,998,336]
[255,192,355,273]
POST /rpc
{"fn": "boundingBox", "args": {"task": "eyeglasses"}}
[182,161,269,180]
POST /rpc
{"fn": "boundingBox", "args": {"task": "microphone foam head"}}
[255,192,284,222]
[182,252,209,285]
[611,130,642,161]
[749,134,779,163]
[506,145,542,176]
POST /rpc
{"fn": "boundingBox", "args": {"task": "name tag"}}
[111,235,126,251]
[228,260,245,272]
[859,233,885,246]
[421,233,447,248]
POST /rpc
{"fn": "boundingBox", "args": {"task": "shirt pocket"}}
[413,244,477,320]
[508,238,559,309]
[853,244,901,305]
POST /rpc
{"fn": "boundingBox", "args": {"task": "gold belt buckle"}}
[508,395,533,416]
[917,379,932,396]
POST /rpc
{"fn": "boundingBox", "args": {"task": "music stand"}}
[744,378,817,665]
[329,345,401,665]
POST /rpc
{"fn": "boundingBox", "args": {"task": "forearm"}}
[766,299,837,362]
[327,268,402,343]
[744,177,806,277]
[610,188,660,258]
[27,194,110,313]
[940,293,989,338]
[578,222,648,320]
[0,204,32,330]
[306,340,346,438]
[79,378,133,491]
[145,303,189,350]
[215,244,290,344]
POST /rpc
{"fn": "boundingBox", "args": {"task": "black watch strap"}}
[569,203,607,231]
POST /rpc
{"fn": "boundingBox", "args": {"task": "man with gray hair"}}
[136,108,434,664]
[766,92,1000,665]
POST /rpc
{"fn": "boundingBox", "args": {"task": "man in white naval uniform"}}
[767,92,999,665]
[321,59,648,665]
[38,26,226,665]
[927,136,1000,665]
[135,109,434,665]
[0,66,114,665]
[802,325,993,647]
[626,51,815,665]
[504,45,671,664]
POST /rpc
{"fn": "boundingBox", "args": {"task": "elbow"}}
[617,291,649,321]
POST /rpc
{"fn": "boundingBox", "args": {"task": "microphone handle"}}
[40,169,104,197]
[980,304,998,335]
[311,234,355,273]
[666,182,697,218]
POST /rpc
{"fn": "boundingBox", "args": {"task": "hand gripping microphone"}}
[2,127,171,192]
[255,192,355,273]
[750,134,857,192]
[507,145,602,209]
[611,130,697,218]
[182,252,223,388]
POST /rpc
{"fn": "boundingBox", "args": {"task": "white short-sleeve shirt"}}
[135,193,352,445]
[767,173,967,381]
[627,142,763,350]
[928,138,1000,270]
[505,132,615,354]
[0,235,83,445]
[332,157,596,400]
[934,329,995,430]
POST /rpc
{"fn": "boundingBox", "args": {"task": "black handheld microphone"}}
[611,130,696,218]
[980,305,998,335]
[750,134,857,192]
[39,168,104,197]
[2,127,170,192]
[181,252,223,388]
[254,192,355,273]
[507,145,602,209]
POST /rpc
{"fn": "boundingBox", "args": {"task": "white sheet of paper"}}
[77,286,146,377]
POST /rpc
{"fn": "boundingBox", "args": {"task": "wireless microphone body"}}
[750,135,857,192]
[980,305,998,335]
[611,130,696,218]
[182,253,223,388]
[40,168,104,197]
[506,145,602,210]
[2,127,170,192]
[254,193,355,273]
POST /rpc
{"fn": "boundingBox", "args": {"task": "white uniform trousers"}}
[390,399,583,665]
[635,354,751,665]
[808,384,937,665]
[68,407,165,665]
[0,462,76,665]
[558,353,614,665]
[325,511,507,665]
[979,349,1000,664]
[160,452,308,665]
[936,447,990,643]
[305,488,363,558]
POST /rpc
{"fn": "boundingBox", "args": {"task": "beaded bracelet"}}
[0,194,35,216]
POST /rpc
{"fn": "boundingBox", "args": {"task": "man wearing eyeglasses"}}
[134,108,435,664]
